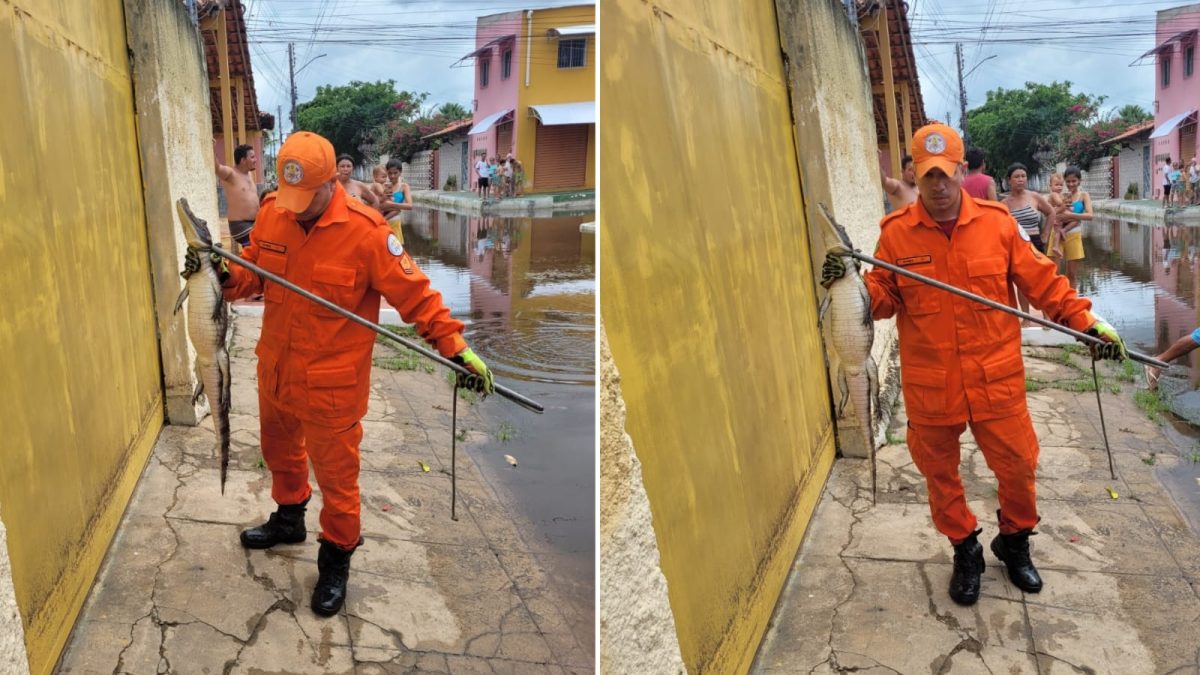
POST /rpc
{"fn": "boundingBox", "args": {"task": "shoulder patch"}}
[1014,220,1031,242]
[387,234,404,256]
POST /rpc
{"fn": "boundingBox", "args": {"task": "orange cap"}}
[275,131,337,212]
[910,123,964,179]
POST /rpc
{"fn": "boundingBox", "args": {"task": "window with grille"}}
[480,59,490,87]
[1162,55,1171,87]
[557,39,586,68]
[502,49,512,79]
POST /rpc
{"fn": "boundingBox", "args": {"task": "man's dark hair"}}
[1006,162,1028,178]
[1064,166,1083,180]
[901,154,913,169]
[386,158,404,171]
[965,147,986,171]
[337,154,354,165]
[234,144,254,164]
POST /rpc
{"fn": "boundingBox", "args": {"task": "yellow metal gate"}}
[600,0,836,671]
[0,2,163,673]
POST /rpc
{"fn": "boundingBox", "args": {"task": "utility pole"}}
[956,42,969,145]
[288,42,297,134]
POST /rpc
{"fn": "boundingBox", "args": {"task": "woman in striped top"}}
[1003,163,1058,326]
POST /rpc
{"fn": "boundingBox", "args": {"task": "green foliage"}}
[295,80,426,164]
[373,349,433,373]
[381,100,473,162]
[1143,452,1157,466]
[1134,390,1167,423]
[966,81,1100,174]
[1115,104,1152,124]
[497,422,516,442]
[377,324,419,344]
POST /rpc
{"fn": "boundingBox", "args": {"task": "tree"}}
[1114,104,1152,125]
[966,81,1100,174]
[294,80,425,164]
[436,102,470,120]
[381,100,475,162]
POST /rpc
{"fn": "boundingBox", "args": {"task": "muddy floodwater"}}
[401,205,595,620]
[1075,214,1200,530]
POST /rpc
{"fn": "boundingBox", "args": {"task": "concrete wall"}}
[599,323,686,675]
[126,0,224,428]
[0,513,30,675]
[437,135,469,190]
[516,4,596,190]
[1083,156,1114,200]
[408,149,435,190]
[776,0,897,454]
[600,0,838,671]
[0,2,165,672]
[1117,139,1151,199]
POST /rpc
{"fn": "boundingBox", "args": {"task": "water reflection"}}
[1079,216,1200,387]
[403,208,595,385]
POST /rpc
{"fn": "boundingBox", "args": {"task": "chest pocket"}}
[966,256,1008,310]
[897,264,941,316]
[257,251,287,303]
[311,264,359,317]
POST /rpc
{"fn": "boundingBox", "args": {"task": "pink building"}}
[1145,4,1200,172]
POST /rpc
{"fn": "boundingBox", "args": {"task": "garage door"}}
[534,123,589,191]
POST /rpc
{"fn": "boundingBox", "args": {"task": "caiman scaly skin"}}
[818,204,879,501]
[174,198,232,493]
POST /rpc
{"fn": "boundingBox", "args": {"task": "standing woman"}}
[336,155,380,208]
[1003,163,1058,325]
[1059,166,1092,288]
[379,158,412,242]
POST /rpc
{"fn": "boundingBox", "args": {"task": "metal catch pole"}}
[207,244,544,414]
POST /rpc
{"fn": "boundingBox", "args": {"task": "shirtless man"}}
[336,155,380,208]
[216,144,260,246]
[882,153,919,211]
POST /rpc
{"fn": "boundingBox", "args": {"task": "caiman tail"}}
[816,203,880,503]
[174,198,232,494]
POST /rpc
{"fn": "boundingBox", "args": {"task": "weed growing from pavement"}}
[1143,452,1157,465]
[886,429,904,445]
[497,422,516,442]
[1025,376,1097,393]
[1190,449,1200,464]
[1135,389,1167,423]
[1117,359,1138,383]
[377,324,419,343]
[374,348,434,373]
[444,371,479,403]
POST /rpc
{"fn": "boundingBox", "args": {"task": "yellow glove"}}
[454,348,495,395]
[1088,319,1127,361]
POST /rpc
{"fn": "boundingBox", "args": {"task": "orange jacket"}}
[223,182,466,426]
[865,192,1096,426]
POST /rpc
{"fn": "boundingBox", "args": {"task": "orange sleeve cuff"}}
[1065,311,1096,334]
[436,333,468,359]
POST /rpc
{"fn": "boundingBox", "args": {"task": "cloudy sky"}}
[242,0,592,135]
[910,0,1200,128]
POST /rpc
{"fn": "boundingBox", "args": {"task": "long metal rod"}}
[1092,359,1118,480]
[208,245,545,414]
[835,249,1171,370]
[451,379,460,521]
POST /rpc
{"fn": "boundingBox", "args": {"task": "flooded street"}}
[402,205,595,618]
[1076,214,1200,531]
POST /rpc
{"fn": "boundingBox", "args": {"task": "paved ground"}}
[56,312,593,674]
[754,347,1200,674]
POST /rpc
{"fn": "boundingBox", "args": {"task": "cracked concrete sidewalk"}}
[55,312,593,674]
[754,347,1200,674]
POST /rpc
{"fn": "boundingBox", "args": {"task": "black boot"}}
[991,529,1043,593]
[239,499,308,549]
[311,538,360,617]
[949,529,985,606]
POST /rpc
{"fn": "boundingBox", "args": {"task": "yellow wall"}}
[516,4,596,189]
[600,0,835,672]
[0,2,163,673]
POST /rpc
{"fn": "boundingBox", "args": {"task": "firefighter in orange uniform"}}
[200,131,493,617]
[822,123,1126,606]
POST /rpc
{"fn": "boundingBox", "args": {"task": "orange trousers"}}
[259,393,362,550]
[907,410,1041,545]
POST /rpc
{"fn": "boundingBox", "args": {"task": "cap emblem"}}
[282,160,304,185]
[924,133,946,155]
